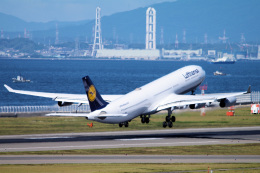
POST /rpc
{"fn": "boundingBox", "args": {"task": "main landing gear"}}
[119,121,129,127]
[163,108,176,128]
[140,115,150,124]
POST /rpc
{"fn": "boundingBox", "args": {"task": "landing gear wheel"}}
[145,117,150,124]
[141,116,145,123]
[163,121,167,128]
[125,122,129,127]
[162,108,176,128]
[141,115,150,124]
[171,116,176,122]
[168,121,173,128]
[119,123,123,127]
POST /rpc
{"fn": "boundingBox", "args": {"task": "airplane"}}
[4,65,251,128]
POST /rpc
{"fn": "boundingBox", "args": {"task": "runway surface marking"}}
[1,155,260,164]
[0,140,219,152]
[1,126,259,139]
[25,137,74,140]
[116,138,163,141]
[1,126,259,152]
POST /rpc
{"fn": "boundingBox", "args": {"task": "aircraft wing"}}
[156,94,216,111]
[156,86,251,111]
[4,84,122,104]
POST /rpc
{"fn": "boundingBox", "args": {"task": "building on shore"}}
[161,48,203,60]
[95,48,205,60]
[95,49,160,60]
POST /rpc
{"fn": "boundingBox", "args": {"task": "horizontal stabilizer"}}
[95,114,128,118]
[46,113,89,117]
[46,113,128,118]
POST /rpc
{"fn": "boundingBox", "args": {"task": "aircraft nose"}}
[202,68,206,76]
[201,68,206,81]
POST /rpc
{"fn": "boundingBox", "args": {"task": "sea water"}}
[0,59,260,106]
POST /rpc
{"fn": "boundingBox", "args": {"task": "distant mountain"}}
[0,12,91,32]
[2,0,260,43]
[0,13,27,32]
[99,0,260,43]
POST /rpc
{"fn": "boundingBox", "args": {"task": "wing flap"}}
[157,99,215,111]
[156,94,216,111]
[54,97,89,104]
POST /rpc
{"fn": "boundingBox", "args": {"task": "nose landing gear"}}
[119,121,129,127]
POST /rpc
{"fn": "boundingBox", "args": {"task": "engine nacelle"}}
[189,103,206,109]
[219,97,236,108]
[58,101,73,107]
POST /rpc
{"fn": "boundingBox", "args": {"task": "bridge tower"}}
[92,7,102,56]
[55,23,59,44]
[24,28,27,38]
[182,29,186,43]
[240,33,246,44]
[175,34,179,48]
[204,33,208,44]
[219,29,229,43]
[146,7,156,50]
[1,29,3,39]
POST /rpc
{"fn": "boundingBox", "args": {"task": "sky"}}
[0,0,176,22]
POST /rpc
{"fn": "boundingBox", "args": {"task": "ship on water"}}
[209,56,236,64]
[12,75,31,83]
[214,70,226,76]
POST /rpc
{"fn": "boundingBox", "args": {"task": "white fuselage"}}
[88,65,205,124]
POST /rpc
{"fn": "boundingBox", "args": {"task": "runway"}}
[1,155,260,164]
[0,126,260,164]
[1,126,260,152]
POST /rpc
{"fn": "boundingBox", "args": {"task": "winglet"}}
[247,85,251,94]
[4,84,14,92]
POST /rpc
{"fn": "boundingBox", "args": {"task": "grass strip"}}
[1,163,260,173]
[0,107,259,135]
[1,143,260,155]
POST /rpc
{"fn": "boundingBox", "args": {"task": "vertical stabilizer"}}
[82,76,108,112]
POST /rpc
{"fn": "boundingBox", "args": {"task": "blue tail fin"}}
[82,76,108,112]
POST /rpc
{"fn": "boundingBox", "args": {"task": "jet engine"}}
[219,97,236,108]
[58,101,73,107]
[189,103,206,109]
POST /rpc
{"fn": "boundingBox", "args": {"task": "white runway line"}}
[1,140,220,151]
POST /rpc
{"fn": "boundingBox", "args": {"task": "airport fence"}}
[0,104,90,113]
[251,91,260,104]
[0,92,259,114]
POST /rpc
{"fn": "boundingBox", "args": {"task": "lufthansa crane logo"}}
[88,85,96,102]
